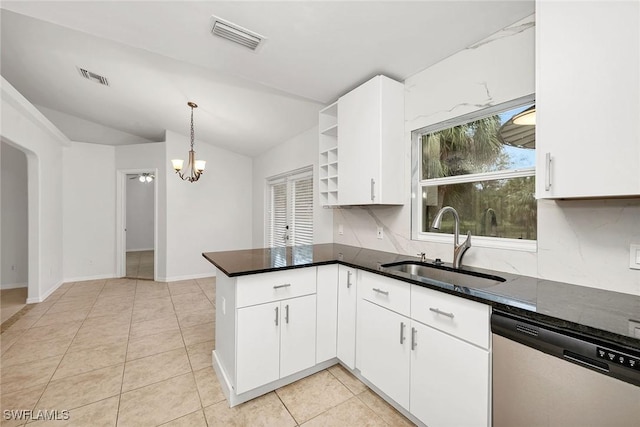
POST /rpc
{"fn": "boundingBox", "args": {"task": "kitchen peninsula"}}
[203,243,640,426]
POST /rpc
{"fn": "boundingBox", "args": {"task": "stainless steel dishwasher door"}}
[493,333,640,427]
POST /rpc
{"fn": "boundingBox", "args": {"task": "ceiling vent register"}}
[77,68,109,86]
[210,15,266,51]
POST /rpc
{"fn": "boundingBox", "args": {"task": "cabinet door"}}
[280,295,317,378]
[337,266,357,369]
[536,0,640,198]
[410,321,489,427]
[359,300,410,408]
[338,77,382,205]
[236,301,280,394]
[316,265,338,363]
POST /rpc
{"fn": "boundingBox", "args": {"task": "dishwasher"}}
[491,310,640,427]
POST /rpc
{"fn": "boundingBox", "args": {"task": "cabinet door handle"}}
[429,307,455,318]
[285,304,289,324]
[273,283,291,289]
[400,322,405,344]
[372,288,389,296]
[275,306,279,326]
[347,271,352,288]
[370,178,376,201]
[411,327,417,350]
[545,152,552,191]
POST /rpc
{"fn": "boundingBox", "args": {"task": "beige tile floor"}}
[126,251,154,281]
[0,277,415,426]
[1,288,28,323]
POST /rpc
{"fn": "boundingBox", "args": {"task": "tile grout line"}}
[29,280,107,419]
[273,389,301,427]
[115,279,141,427]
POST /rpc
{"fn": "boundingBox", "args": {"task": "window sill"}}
[414,232,537,252]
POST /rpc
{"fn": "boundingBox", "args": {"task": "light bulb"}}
[195,160,206,171]
[139,176,145,183]
[145,176,152,183]
[171,159,184,171]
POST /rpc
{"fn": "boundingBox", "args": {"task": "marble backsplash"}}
[332,13,640,296]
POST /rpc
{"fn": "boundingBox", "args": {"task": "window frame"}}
[410,95,537,252]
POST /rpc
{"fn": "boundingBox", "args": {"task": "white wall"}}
[1,141,28,288]
[126,176,155,251]
[165,130,252,281]
[1,77,67,302]
[252,126,333,248]
[63,142,116,281]
[332,14,640,296]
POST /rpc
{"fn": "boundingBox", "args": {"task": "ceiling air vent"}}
[210,15,266,52]
[77,68,109,86]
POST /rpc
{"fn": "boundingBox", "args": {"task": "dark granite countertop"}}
[203,243,640,351]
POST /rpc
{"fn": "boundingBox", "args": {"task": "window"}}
[266,167,314,248]
[412,97,536,250]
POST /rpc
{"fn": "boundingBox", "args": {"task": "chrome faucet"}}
[417,252,426,262]
[431,206,471,269]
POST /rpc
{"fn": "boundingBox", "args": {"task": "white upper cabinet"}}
[536,0,640,199]
[319,75,405,206]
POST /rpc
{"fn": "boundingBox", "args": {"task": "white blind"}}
[266,167,313,248]
[291,175,313,246]
[267,180,288,248]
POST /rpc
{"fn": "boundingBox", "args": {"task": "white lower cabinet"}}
[410,321,490,427]
[356,274,491,427]
[236,301,281,394]
[359,300,411,408]
[337,266,357,369]
[236,294,316,394]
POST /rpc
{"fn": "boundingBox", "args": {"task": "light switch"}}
[630,244,640,270]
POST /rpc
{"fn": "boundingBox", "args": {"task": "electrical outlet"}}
[630,244,640,270]
[377,227,384,240]
[338,224,344,235]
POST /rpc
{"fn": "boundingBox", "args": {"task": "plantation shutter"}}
[291,175,313,246]
[267,180,288,248]
[266,167,313,248]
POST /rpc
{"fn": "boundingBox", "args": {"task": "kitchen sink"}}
[380,261,506,289]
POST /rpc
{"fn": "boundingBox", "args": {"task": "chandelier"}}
[171,102,206,182]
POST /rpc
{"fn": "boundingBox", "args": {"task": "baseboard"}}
[63,273,116,283]
[159,272,216,282]
[126,248,154,252]
[26,279,64,303]
[1,282,27,290]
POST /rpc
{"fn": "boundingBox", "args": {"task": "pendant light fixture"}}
[171,101,206,182]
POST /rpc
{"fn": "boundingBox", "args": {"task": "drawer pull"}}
[347,271,353,288]
[429,307,455,318]
[285,304,289,324]
[400,322,406,344]
[275,306,279,326]
[411,327,417,350]
[372,288,389,296]
[273,283,291,289]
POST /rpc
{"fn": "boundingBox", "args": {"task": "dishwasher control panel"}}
[597,347,640,371]
[492,311,640,387]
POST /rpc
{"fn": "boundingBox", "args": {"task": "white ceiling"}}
[0,1,534,156]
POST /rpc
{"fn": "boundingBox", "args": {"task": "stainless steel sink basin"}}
[381,261,506,289]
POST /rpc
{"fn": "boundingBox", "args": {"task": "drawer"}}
[411,285,490,349]
[236,268,316,308]
[360,271,410,317]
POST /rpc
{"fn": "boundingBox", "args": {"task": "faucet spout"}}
[431,206,472,269]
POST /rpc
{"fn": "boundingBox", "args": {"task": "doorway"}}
[1,141,29,320]
[116,169,157,281]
